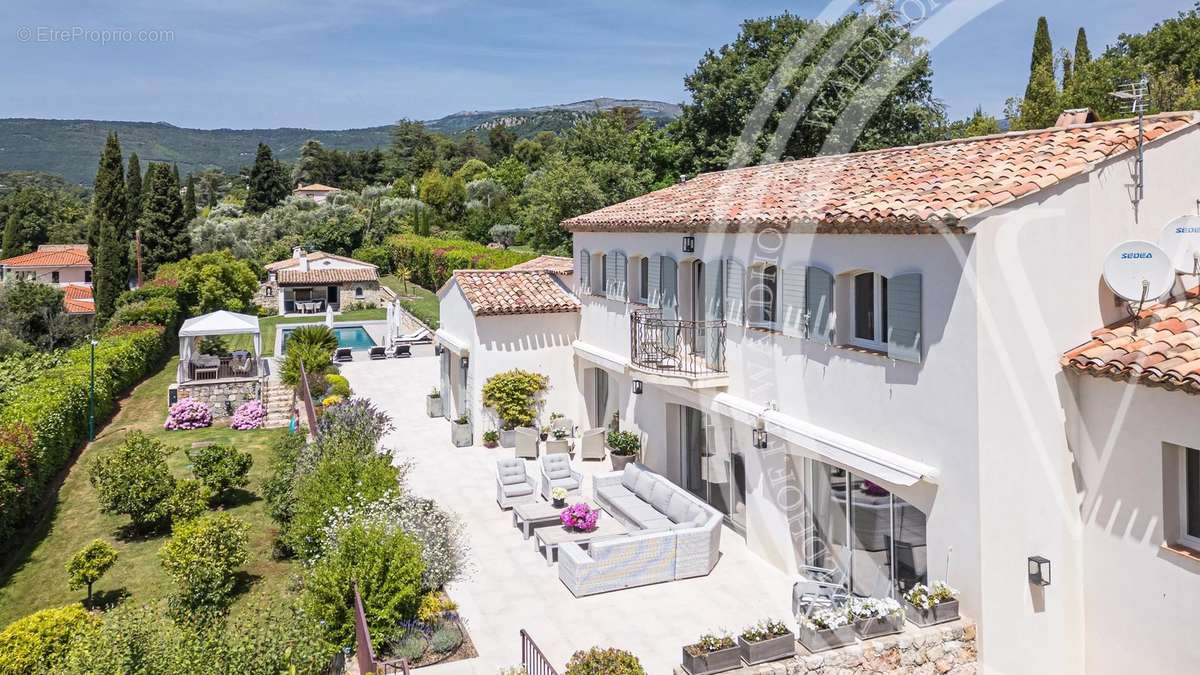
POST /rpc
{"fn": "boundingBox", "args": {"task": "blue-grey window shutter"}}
[781,266,807,337]
[805,266,835,344]
[647,254,661,308]
[579,249,590,293]
[614,252,628,300]
[660,256,678,314]
[887,273,922,363]
[604,253,618,299]
[724,259,745,325]
[704,261,724,369]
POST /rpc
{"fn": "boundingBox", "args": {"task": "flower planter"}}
[426,395,443,418]
[797,623,856,653]
[450,421,472,447]
[904,599,959,627]
[681,645,741,675]
[854,612,904,639]
[551,498,566,509]
[738,632,795,665]
[610,452,636,471]
[545,439,570,455]
[499,429,515,448]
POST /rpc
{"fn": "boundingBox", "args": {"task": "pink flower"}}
[559,503,599,532]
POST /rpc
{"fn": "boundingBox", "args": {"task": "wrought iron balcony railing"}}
[630,309,726,377]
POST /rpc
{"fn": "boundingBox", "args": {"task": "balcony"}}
[629,309,728,388]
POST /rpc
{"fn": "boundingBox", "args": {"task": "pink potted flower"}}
[559,503,599,532]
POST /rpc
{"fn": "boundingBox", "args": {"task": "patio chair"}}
[394,327,432,344]
[368,346,387,360]
[792,564,851,618]
[230,355,253,376]
[539,453,582,501]
[514,426,539,459]
[390,344,411,358]
[333,347,353,363]
[579,428,606,461]
[495,458,537,509]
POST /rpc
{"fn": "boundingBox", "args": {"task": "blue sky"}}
[1,0,1194,129]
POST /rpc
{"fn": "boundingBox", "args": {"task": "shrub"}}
[303,517,425,645]
[417,592,458,623]
[164,398,213,430]
[324,373,352,397]
[352,244,394,273]
[280,341,333,389]
[385,233,536,289]
[488,223,519,247]
[0,325,165,540]
[286,451,400,561]
[261,431,307,531]
[321,394,343,407]
[565,647,646,675]
[285,325,337,353]
[165,478,212,522]
[153,251,259,316]
[481,369,547,429]
[159,512,250,613]
[606,430,641,456]
[109,296,181,330]
[430,623,463,654]
[66,539,119,606]
[229,399,266,430]
[89,431,177,532]
[0,605,97,675]
[186,443,252,501]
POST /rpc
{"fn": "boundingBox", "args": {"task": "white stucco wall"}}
[2,265,91,284]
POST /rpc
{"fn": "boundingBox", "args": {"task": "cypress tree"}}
[245,143,288,214]
[140,163,189,278]
[1074,27,1091,67]
[1061,50,1073,91]
[126,153,143,221]
[184,174,197,219]
[1025,17,1054,100]
[91,133,129,322]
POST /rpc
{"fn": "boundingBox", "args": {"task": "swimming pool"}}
[281,325,376,352]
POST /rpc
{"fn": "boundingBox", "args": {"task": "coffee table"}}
[534,512,627,565]
[512,500,593,540]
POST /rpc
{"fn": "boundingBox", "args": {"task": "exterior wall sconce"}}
[682,235,695,253]
[752,427,768,449]
[460,356,469,369]
[434,344,444,356]
[632,379,643,395]
[1028,556,1051,586]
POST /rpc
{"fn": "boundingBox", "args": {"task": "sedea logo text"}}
[1176,226,1200,234]
[1121,252,1154,260]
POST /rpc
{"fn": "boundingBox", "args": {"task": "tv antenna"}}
[1102,239,1174,318]
[1110,75,1148,202]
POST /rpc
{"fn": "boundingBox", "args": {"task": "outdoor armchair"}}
[515,426,539,459]
[579,428,605,460]
[495,457,537,509]
[539,453,582,500]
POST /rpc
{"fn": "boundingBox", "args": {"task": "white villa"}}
[261,247,385,315]
[435,112,1200,674]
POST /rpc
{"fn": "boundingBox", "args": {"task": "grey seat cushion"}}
[666,492,693,524]
[501,482,534,497]
[641,517,673,532]
[597,484,635,504]
[615,496,662,526]
[542,455,573,480]
[632,472,656,501]
[497,461,528,486]
[621,463,643,491]
[547,475,580,490]
[649,480,674,514]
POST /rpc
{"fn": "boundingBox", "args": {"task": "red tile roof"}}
[452,270,580,317]
[294,183,339,192]
[62,284,94,314]
[508,255,574,274]
[1063,291,1200,393]
[0,244,90,268]
[276,268,378,285]
[265,250,377,271]
[564,113,1198,234]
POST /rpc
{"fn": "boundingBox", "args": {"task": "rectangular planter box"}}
[681,645,741,675]
[451,421,472,447]
[738,632,795,665]
[500,429,515,448]
[797,623,857,653]
[904,599,959,627]
[854,612,904,639]
[426,395,443,418]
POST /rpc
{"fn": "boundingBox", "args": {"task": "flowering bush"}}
[685,632,735,656]
[848,596,901,620]
[800,607,851,631]
[164,398,212,430]
[739,619,790,642]
[321,394,343,407]
[559,503,599,532]
[229,400,266,430]
[904,580,958,609]
[564,647,645,675]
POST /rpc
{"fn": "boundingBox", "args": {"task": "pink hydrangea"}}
[559,503,599,532]
[164,398,212,430]
[230,400,267,430]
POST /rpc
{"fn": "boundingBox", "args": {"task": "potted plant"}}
[545,427,570,454]
[848,597,904,639]
[450,413,472,447]
[606,430,641,471]
[797,608,856,653]
[482,369,547,445]
[559,503,599,532]
[550,486,568,508]
[539,425,550,441]
[903,581,960,627]
[681,632,739,675]
[738,619,794,665]
[482,430,499,448]
[426,388,443,418]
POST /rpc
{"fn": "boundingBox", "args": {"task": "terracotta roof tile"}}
[507,255,574,274]
[265,250,377,272]
[564,113,1198,234]
[452,270,579,317]
[0,244,90,268]
[62,284,94,314]
[276,268,378,285]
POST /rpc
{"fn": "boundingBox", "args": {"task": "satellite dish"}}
[1159,215,1200,275]
[1102,240,1174,303]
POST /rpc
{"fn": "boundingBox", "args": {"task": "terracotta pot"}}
[610,452,636,471]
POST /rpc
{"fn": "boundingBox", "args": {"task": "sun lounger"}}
[333,347,353,362]
[391,344,411,358]
[393,328,432,344]
[368,346,387,360]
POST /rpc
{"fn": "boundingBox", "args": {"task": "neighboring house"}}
[261,248,383,314]
[292,183,340,203]
[437,112,1200,674]
[62,283,95,315]
[0,244,91,286]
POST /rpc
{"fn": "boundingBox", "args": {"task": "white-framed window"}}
[851,271,888,350]
[747,264,778,329]
[354,286,364,298]
[1180,446,1200,551]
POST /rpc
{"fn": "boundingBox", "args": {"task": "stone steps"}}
[262,380,295,429]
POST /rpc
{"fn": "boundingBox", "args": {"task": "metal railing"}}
[353,584,411,675]
[630,308,726,377]
[296,363,319,437]
[520,629,560,675]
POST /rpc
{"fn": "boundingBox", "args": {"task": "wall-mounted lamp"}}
[1027,556,1051,587]
[682,235,696,253]
[752,427,768,449]
[632,379,643,395]
[434,344,444,356]
[460,356,469,369]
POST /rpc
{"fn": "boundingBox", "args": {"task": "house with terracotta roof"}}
[62,283,95,315]
[0,244,92,286]
[260,247,383,315]
[292,183,340,203]
[455,111,1200,674]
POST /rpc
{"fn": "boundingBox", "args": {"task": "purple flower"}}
[164,398,212,430]
[559,503,599,532]
[230,400,267,430]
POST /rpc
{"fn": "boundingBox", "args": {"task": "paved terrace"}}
[341,353,794,675]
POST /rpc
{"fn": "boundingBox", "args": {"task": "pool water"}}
[282,325,376,352]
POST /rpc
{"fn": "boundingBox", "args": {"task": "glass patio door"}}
[680,406,739,525]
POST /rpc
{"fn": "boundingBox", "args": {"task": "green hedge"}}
[0,324,167,541]
[386,234,536,290]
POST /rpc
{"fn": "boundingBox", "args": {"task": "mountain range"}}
[0,98,681,186]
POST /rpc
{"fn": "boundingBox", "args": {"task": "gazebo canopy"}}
[177,311,263,384]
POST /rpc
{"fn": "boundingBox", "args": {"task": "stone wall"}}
[174,380,260,418]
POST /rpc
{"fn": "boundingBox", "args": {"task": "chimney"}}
[293,246,305,260]
[1055,108,1099,128]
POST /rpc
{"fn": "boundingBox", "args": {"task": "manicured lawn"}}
[0,358,295,626]
[381,275,439,329]
[229,308,387,354]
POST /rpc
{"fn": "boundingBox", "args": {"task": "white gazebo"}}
[177,310,263,384]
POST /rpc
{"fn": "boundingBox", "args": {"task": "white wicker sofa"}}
[558,463,722,596]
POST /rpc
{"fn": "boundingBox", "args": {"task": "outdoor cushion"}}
[649,480,674,515]
[542,455,572,480]
[497,461,527,485]
[666,492,692,524]
[686,504,706,526]
[621,463,643,491]
[620,496,662,526]
[547,475,580,491]
[501,482,534,498]
[632,472,656,501]
[641,517,673,532]
[597,484,635,504]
